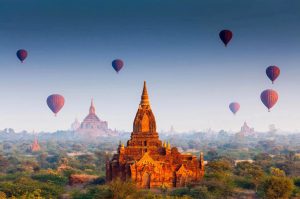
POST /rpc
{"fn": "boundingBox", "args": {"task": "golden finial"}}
[89,98,95,114]
[167,141,171,149]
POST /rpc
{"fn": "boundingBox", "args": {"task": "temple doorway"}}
[142,172,151,189]
[179,176,187,187]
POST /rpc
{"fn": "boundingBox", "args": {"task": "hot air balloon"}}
[229,102,240,115]
[266,65,280,84]
[47,94,65,116]
[16,49,28,63]
[112,59,124,73]
[260,89,278,112]
[219,30,233,47]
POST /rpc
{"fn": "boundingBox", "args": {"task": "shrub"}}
[170,187,190,196]
[258,176,294,199]
[190,186,213,199]
[234,176,255,190]
[32,172,68,186]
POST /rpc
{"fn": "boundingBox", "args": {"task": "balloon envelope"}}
[112,59,124,73]
[16,49,28,63]
[260,89,278,111]
[219,30,233,46]
[229,102,240,114]
[47,94,65,116]
[266,66,280,84]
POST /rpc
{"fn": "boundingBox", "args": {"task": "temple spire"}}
[34,136,38,144]
[140,81,150,107]
[89,98,95,114]
[31,135,40,152]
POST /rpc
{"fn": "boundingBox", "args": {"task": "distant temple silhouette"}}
[31,136,41,152]
[74,99,117,137]
[236,122,255,138]
[106,81,204,188]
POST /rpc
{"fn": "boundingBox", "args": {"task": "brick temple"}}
[31,137,41,152]
[75,99,117,137]
[106,81,204,188]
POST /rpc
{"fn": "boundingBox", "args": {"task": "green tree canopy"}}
[258,176,294,199]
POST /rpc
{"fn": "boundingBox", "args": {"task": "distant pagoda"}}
[240,122,255,136]
[106,81,205,188]
[235,122,256,140]
[31,137,41,152]
[75,99,117,137]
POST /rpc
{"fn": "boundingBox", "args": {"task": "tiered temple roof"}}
[106,81,204,188]
[76,99,116,137]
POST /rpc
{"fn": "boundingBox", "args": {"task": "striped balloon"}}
[266,66,280,84]
[47,94,65,116]
[229,102,240,115]
[260,89,278,112]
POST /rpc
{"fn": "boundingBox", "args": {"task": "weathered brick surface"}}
[106,82,204,188]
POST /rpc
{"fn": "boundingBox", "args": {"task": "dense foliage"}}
[0,130,300,198]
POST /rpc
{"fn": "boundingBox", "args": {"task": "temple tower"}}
[126,81,162,157]
[31,136,41,152]
[75,99,117,137]
[106,81,205,188]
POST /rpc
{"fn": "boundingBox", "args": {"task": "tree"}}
[206,159,233,175]
[235,162,264,191]
[127,190,156,199]
[190,186,213,199]
[270,167,285,177]
[206,150,218,161]
[0,177,64,198]
[201,177,235,199]
[37,153,49,169]
[72,185,112,199]
[0,154,9,172]
[258,176,294,199]
[19,189,43,199]
[170,187,189,197]
[254,153,273,172]
[275,152,300,176]
[32,171,68,186]
[109,178,137,199]
[203,160,235,198]
[77,154,95,165]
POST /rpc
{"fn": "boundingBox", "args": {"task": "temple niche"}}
[106,81,205,188]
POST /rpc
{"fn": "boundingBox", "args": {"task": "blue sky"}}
[0,0,299,132]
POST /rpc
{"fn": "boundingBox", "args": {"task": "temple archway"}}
[179,176,187,187]
[142,172,151,189]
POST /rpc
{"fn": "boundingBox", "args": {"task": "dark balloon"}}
[266,66,280,84]
[219,30,233,46]
[16,49,28,63]
[229,102,240,115]
[260,89,278,112]
[47,94,65,116]
[112,59,124,73]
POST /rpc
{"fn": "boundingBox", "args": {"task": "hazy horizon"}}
[0,0,300,132]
